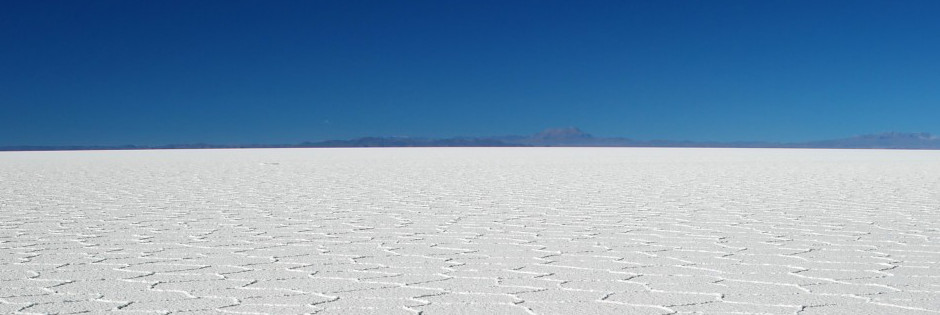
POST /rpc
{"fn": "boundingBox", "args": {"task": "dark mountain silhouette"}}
[3,130,940,151]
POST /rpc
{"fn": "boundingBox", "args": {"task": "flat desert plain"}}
[1,148,939,315]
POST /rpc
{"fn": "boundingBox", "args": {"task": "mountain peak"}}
[533,127,592,140]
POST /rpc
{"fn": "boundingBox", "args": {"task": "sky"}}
[2,1,939,146]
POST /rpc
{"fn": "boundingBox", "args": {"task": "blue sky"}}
[2,1,939,146]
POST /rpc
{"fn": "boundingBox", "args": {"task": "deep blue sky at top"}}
[2,1,939,145]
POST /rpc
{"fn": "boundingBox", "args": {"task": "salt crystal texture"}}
[2,148,939,314]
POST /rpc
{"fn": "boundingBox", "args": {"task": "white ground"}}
[1,148,939,315]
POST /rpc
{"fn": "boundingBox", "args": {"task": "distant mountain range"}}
[4,128,940,151]
[295,128,940,149]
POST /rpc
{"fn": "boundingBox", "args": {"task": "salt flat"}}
[1,148,939,314]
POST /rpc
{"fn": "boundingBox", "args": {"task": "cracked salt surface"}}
[2,148,939,314]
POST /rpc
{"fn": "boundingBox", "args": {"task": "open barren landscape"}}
[2,148,939,314]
